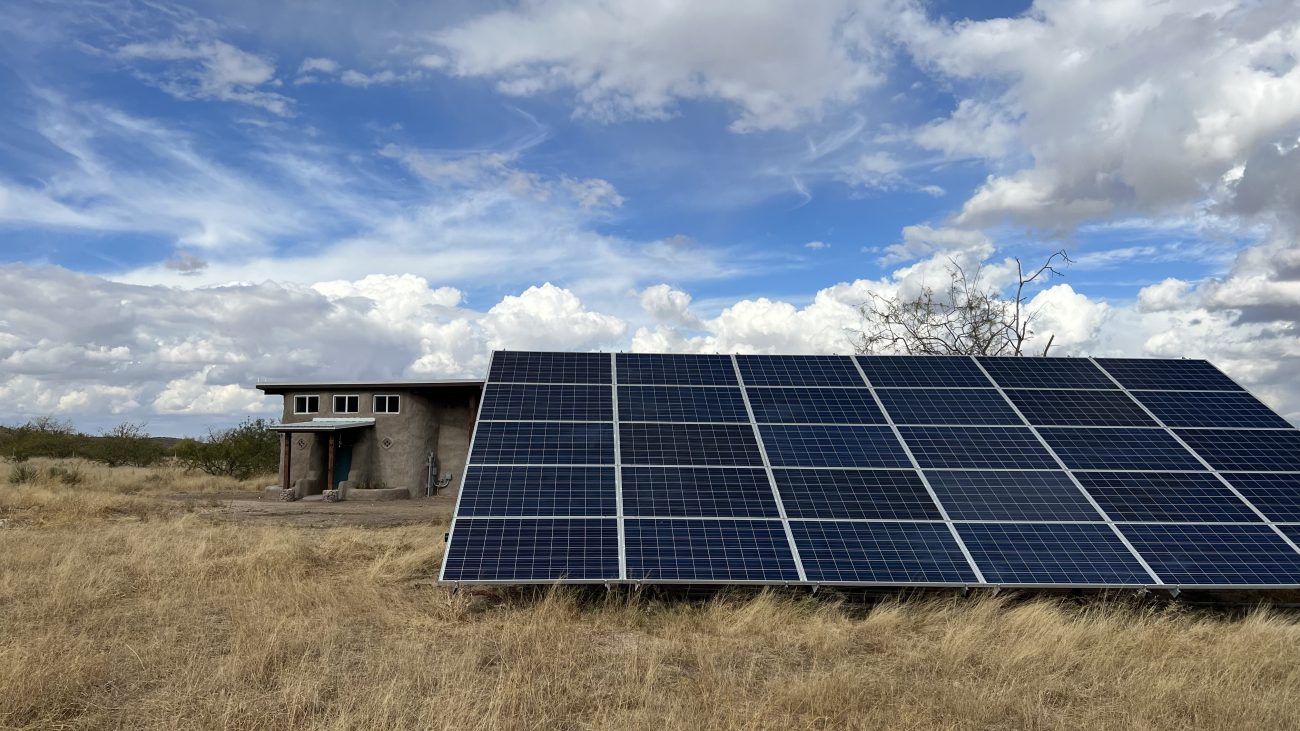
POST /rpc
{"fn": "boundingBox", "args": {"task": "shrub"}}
[46,463,84,486]
[0,417,83,462]
[8,463,39,484]
[86,422,166,468]
[174,417,278,480]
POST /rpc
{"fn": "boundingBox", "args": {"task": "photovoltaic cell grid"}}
[443,352,1300,589]
[875,388,1021,425]
[618,385,749,423]
[1006,389,1156,427]
[479,384,612,421]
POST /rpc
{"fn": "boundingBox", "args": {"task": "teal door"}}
[333,444,352,488]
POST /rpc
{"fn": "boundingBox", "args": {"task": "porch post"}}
[280,432,291,490]
[326,432,337,493]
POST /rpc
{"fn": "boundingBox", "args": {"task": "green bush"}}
[46,463,84,486]
[86,422,166,468]
[8,463,38,485]
[174,417,278,480]
[0,417,83,462]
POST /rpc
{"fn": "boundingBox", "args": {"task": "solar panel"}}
[1222,474,1300,522]
[489,351,611,384]
[624,519,800,582]
[977,356,1117,390]
[615,353,739,385]
[875,388,1022,425]
[1131,391,1292,429]
[470,422,614,465]
[621,467,779,518]
[620,423,762,466]
[1117,524,1300,586]
[857,355,991,388]
[924,470,1103,521]
[457,466,616,516]
[444,350,1300,591]
[479,384,612,421]
[791,521,977,583]
[1094,358,1243,391]
[759,425,913,468]
[1037,427,1204,470]
[1006,389,1156,427]
[1175,429,1300,471]
[773,468,942,520]
[618,385,749,422]
[898,426,1059,469]
[745,387,885,424]
[736,355,865,386]
[441,518,619,581]
[1074,472,1261,523]
[957,523,1153,585]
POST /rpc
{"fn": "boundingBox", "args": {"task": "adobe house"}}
[256,380,482,501]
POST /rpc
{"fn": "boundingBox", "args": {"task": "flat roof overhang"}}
[256,379,482,394]
[269,418,377,432]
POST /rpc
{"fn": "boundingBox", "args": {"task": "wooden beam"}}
[326,433,337,494]
[280,433,291,490]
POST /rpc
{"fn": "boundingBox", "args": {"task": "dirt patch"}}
[172,491,455,528]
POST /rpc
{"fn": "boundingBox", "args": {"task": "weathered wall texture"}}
[278,386,477,498]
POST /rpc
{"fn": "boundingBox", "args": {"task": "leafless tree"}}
[850,250,1072,357]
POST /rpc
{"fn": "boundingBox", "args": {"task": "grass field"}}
[4,459,1300,730]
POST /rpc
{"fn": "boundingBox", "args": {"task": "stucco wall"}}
[277,386,477,498]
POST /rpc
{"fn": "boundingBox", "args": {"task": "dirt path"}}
[171,491,455,528]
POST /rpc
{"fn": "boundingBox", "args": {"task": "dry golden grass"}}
[3,464,1300,730]
[0,458,263,527]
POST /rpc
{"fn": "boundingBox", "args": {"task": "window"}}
[374,394,400,414]
[333,394,359,414]
[294,395,320,414]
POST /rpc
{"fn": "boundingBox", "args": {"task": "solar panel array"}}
[440,352,1300,589]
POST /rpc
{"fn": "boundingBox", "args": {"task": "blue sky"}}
[1,0,1299,434]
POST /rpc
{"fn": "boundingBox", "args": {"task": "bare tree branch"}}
[848,250,1072,356]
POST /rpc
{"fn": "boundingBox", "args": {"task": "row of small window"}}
[293,394,401,415]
